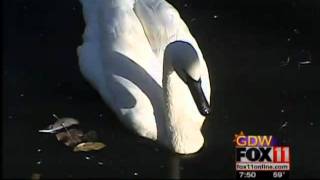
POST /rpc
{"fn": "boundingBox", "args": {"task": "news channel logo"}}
[234,131,290,179]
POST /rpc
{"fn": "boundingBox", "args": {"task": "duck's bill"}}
[186,76,211,116]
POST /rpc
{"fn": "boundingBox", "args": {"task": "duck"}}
[77,0,211,154]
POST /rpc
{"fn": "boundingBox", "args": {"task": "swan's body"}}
[78,0,211,154]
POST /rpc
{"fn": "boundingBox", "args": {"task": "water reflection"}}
[169,155,181,179]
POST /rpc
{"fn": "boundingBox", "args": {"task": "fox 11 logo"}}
[234,131,290,179]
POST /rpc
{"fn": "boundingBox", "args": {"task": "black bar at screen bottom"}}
[236,171,290,179]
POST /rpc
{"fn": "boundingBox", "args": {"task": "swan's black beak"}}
[186,75,211,116]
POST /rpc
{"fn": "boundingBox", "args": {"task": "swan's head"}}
[165,41,211,116]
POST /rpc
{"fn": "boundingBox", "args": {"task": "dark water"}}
[2,0,320,178]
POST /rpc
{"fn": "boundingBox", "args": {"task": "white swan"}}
[77,0,211,154]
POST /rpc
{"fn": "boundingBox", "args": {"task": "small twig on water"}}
[52,114,60,121]
[61,123,76,143]
[53,114,76,144]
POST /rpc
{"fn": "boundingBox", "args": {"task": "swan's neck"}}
[162,59,205,154]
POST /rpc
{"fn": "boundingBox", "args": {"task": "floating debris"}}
[295,49,312,69]
[296,50,311,63]
[293,28,300,34]
[280,121,288,129]
[212,15,219,19]
[56,129,84,147]
[73,142,106,152]
[38,114,79,133]
[39,115,106,152]
[280,57,290,67]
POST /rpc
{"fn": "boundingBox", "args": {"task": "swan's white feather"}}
[78,0,211,154]
[134,0,211,103]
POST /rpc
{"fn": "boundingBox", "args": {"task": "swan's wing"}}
[134,0,211,103]
[78,0,163,140]
[134,0,200,58]
[79,0,162,86]
[133,0,180,58]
